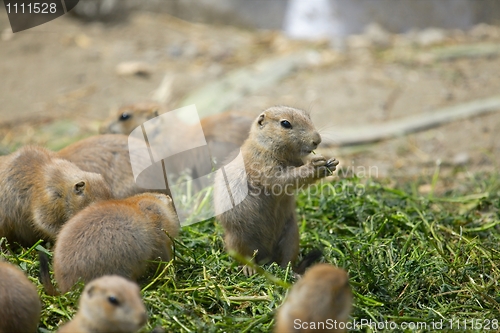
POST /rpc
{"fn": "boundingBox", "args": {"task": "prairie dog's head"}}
[274,264,352,332]
[250,106,321,160]
[33,159,112,238]
[99,102,162,135]
[79,275,147,333]
[135,193,180,238]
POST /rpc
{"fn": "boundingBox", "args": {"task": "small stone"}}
[418,184,432,194]
[115,61,153,77]
[347,34,372,49]
[75,34,92,49]
[416,28,447,47]
[452,152,470,166]
[364,22,392,48]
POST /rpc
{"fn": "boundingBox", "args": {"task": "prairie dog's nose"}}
[312,132,321,148]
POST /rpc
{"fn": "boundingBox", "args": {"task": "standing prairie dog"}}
[274,264,352,333]
[214,106,339,274]
[58,275,148,333]
[50,193,180,293]
[0,261,41,333]
[0,145,113,247]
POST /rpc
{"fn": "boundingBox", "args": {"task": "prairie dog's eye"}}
[108,296,120,306]
[280,120,292,129]
[119,113,131,121]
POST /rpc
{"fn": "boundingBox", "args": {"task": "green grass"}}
[2,172,500,332]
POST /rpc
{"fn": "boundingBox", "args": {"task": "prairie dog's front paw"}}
[326,158,339,171]
[315,157,339,177]
[309,155,327,167]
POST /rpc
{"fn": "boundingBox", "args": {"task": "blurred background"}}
[1,0,500,190]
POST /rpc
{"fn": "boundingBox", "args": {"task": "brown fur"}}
[202,112,253,148]
[213,106,339,274]
[57,275,147,333]
[99,101,252,144]
[0,146,113,247]
[202,112,254,167]
[99,101,162,135]
[52,193,180,293]
[98,101,253,172]
[58,134,149,199]
[274,264,352,333]
[0,261,41,333]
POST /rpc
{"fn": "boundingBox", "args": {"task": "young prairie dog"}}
[0,261,41,333]
[0,146,113,247]
[49,193,180,293]
[58,275,147,333]
[98,101,253,171]
[274,264,352,333]
[58,134,151,199]
[213,106,339,275]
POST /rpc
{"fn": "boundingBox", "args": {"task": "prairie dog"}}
[51,193,180,293]
[213,106,339,274]
[99,101,161,135]
[58,275,147,333]
[0,146,113,246]
[99,101,251,144]
[274,264,352,333]
[0,261,41,333]
[98,101,253,171]
[58,134,150,199]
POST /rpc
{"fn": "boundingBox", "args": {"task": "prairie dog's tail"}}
[293,248,323,275]
[38,251,59,296]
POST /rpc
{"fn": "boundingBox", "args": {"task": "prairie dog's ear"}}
[138,199,161,215]
[74,181,86,195]
[87,285,95,297]
[257,113,265,127]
